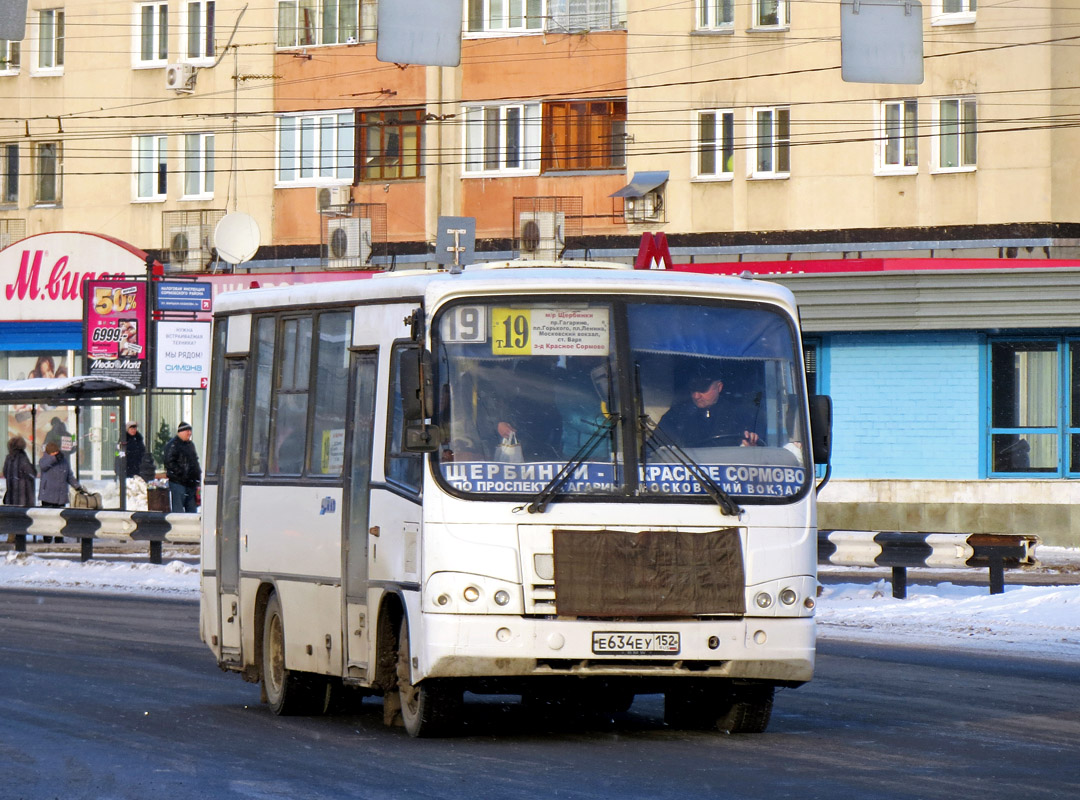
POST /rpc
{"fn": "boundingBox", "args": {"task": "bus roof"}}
[211,261,799,316]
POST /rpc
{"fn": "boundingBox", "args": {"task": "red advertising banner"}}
[84,277,149,389]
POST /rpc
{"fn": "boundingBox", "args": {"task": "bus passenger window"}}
[246,316,276,475]
[387,344,422,491]
[307,311,352,476]
[270,316,312,476]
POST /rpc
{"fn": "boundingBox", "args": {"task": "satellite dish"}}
[214,213,261,265]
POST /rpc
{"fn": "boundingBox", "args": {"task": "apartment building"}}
[0,0,275,266]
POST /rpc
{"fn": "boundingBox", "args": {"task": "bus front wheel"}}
[396,617,462,737]
[261,592,330,716]
[665,682,774,733]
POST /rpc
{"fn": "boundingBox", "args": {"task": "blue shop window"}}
[988,338,1080,477]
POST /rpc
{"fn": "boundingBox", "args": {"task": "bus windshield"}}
[433,297,809,502]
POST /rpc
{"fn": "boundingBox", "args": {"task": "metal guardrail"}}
[818,530,1039,599]
[0,507,200,564]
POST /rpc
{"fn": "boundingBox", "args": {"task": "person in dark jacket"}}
[39,441,84,508]
[3,436,36,507]
[44,416,76,461]
[164,421,201,512]
[123,422,145,479]
[38,442,84,542]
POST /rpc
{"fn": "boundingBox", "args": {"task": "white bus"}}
[199,261,832,737]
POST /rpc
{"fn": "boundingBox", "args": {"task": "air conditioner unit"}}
[167,225,206,271]
[165,63,195,92]
[518,211,565,259]
[317,185,352,213]
[327,217,371,268]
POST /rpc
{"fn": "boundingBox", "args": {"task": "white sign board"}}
[1,232,147,322]
[840,0,924,85]
[156,321,212,389]
[377,0,462,67]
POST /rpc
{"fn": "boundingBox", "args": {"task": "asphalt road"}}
[0,590,1077,800]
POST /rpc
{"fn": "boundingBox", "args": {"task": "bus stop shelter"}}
[0,376,136,507]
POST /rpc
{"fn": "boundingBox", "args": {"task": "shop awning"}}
[610,171,669,198]
[0,376,136,405]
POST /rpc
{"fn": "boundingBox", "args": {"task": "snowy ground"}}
[0,546,1077,662]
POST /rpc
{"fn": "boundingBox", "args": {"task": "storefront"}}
[0,232,150,479]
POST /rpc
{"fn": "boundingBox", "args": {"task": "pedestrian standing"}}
[39,441,86,542]
[3,436,36,507]
[123,421,145,479]
[164,422,201,513]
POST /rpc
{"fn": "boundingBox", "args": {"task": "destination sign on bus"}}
[440,305,610,356]
[440,461,806,497]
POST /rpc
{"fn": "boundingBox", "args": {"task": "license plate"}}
[591,631,680,656]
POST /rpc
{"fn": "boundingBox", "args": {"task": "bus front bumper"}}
[417,615,814,684]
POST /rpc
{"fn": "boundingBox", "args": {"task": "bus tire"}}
[396,617,461,737]
[715,684,774,734]
[262,592,330,716]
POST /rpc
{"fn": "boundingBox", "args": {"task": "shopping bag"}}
[496,432,524,463]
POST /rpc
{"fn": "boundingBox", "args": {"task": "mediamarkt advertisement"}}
[83,278,148,389]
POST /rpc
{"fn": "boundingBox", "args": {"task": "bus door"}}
[343,351,378,680]
[216,357,247,660]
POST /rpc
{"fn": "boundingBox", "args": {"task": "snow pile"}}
[817,581,1080,659]
[0,551,198,597]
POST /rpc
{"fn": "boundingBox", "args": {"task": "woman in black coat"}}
[3,436,36,507]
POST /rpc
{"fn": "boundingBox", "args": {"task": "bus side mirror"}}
[399,349,433,422]
[809,394,832,466]
[405,423,442,453]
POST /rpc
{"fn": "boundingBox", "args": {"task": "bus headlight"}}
[780,588,798,606]
[755,592,773,609]
[426,572,523,614]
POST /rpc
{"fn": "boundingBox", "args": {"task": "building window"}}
[34,142,61,204]
[753,0,788,27]
[1,39,20,73]
[1,143,17,204]
[935,97,976,172]
[988,338,1080,477]
[464,103,541,175]
[697,0,733,30]
[36,9,65,72]
[357,108,423,181]
[541,100,626,172]
[134,134,168,200]
[878,99,918,173]
[750,107,790,178]
[467,0,543,33]
[933,0,975,24]
[548,0,625,31]
[277,0,373,47]
[277,112,355,184]
[183,133,214,197]
[183,0,215,60]
[136,2,169,65]
[695,109,734,179]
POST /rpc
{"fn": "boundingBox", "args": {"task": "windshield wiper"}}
[638,413,744,519]
[518,414,619,514]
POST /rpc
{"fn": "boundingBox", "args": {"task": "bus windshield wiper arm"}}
[639,414,744,518]
[518,414,619,514]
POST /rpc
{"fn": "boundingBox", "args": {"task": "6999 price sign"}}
[84,278,148,389]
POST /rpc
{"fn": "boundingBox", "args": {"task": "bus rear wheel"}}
[396,617,462,737]
[262,592,330,716]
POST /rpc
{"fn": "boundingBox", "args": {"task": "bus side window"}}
[386,344,423,491]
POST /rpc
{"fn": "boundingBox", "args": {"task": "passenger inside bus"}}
[476,358,563,461]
